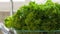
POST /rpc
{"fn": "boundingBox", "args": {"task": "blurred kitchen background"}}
[0,0,30,23]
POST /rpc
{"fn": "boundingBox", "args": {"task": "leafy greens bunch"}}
[5,0,60,31]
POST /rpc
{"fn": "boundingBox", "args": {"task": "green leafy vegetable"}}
[4,0,60,31]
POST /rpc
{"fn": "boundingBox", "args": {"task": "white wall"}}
[0,0,30,22]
